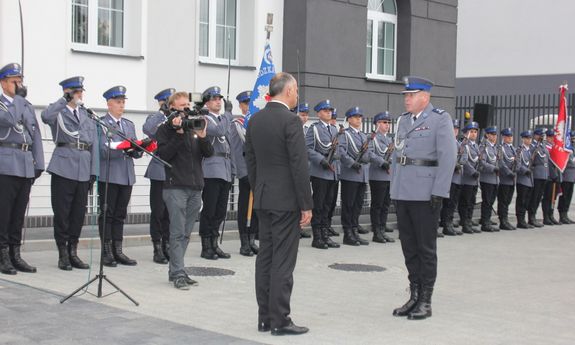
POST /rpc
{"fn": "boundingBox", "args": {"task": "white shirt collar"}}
[66,104,78,113]
[350,126,361,134]
[1,93,14,103]
[270,99,290,110]
[320,120,330,128]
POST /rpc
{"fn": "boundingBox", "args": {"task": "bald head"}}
[269,72,298,109]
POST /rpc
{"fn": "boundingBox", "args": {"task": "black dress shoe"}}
[271,321,309,336]
[258,322,271,332]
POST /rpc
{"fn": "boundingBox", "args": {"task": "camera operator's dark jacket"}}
[156,124,214,190]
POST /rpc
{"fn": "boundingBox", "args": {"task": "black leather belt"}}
[0,142,31,151]
[57,142,92,151]
[215,152,231,159]
[396,156,438,167]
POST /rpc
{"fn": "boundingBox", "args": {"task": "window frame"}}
[366,2,398,81]
[198,0,240,66]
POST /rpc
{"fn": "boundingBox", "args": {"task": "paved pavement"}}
[2,222,575,345]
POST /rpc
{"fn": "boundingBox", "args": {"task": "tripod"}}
[60,107,171,305]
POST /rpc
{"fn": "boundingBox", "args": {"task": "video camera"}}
[167,92,209,131]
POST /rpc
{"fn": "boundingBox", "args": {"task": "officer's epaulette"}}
[432,108,446,115]
[401,111,411,117]
[309,121,320,128]
[122,117,135,124]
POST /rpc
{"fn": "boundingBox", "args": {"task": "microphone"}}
[78,103,97,118]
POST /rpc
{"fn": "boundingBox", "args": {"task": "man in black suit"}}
[245,72,313,336]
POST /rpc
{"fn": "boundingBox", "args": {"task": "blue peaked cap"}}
[59,76,85,90]
[402,76,434,93]
[373,111,391,125]
[345,106,364,118]
[236,90,252,103]
[314,99,334,112]
[0,63,23,79]
[103,85,127,100]
[154,88,175,102]
[500,128,513,136]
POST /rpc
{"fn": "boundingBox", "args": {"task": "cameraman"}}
[156,91,214,290]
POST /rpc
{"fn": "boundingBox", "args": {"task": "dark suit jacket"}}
[245,101,313,212]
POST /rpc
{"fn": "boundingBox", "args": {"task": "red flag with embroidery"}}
[549,84,570,172]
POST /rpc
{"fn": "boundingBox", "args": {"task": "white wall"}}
[456,0,575,78]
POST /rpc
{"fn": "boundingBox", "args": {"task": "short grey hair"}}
[269,72,296,97]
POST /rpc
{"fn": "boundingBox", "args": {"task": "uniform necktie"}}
[327,125,332,137]
[412,115,417,125]
[117,120,122,132]
[73,109,79,121]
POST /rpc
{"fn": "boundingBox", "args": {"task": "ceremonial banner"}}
[244,42,275,128]
[549,84,571,172]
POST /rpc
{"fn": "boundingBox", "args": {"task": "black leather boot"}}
[528,214,544,228]
[162,239,170,261]
[249,233,259,255]
[499,219,516,230]
[102,241,117,267]
[112,241,137,266]
[436,230,444,238]
[327,227,339,237]
[200,237,218,260]
[407,286,433,320]
[543,213,554,226]
[343,228,360,246]
[357,225,369,234]
[321,228,340,248]
[442,221,458,236]
[516,216,530,229]
[372,225,386,243]
[352,227,369,245]
[153,241,168,264]
[239,233,253,256]
[10,245,36,273]
[381,226,395,242]
[393,283,420,316]
[559,212,573,224]
[68,242,89,269]
[385,226,394,233]
[461,219,474,234]
[311,227,328,249]
[549,214,561,225]
[0,247,16,275]
[211,237,231,259]
[481,221,496,232]
[57,244,72,271]
[300,229,312,238]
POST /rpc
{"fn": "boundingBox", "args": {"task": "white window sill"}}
[365,74,399,82]
[198,60,256,71]
[71,47,144,60]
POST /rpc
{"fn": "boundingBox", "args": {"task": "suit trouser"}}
[528,178,547,217]
[441,182,462,224]
[480,182,498,223]
[199,178,231,238]
[396,200,439,287]
[497,184,515,221]
[51,174,90,246]
[516,184,532,219]
[98,182,133,241]
[237,176,259,235]
[255,209,300,329]
[310,176,336,229]
[558,181,574,213]
[0,174,32,248]
[340,180,367,229]
[459,184,478,223]
[369,180,391,229]
[327,180,339,226]
[163,187,201,280]
[542,180,560,216]
[149,179,170,243]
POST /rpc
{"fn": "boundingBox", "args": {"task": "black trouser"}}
[480,182,498,223]
[255,209,300,329]
[516,184,532,219]
[97,182,133,241]
[528,178,547,216]
[396,200,439,287]
[441,183,461,224]
[542,180,560,216]
[237,176,259,235]
[369,180,390,229]
[51,174,90,246]
[199,178,231,238]
[497,184,515,221]
[310,176,336,229]
[558,181,574,213]
[0,174,33,248]
[327,180,339,226]
[149,179,170,243]
[340,180,367,229]
[459,184,478,223]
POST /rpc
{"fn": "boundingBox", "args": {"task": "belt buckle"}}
[21,143,29,151]
[400,156,407,166]
[77,142,86,150]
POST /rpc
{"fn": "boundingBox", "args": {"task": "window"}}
[199,0,238,64]
[366,0,397,81]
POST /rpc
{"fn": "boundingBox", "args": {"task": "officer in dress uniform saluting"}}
[305,100,341,249]
[368,112,395,243]
[527,128,548,228]
[557,131,575,224]
[143,88,175,264]
[440,119,466,236]
[339,107,371,246]
[516,130,535,228]
[0,63,44,275]
[459,121,481,234]
[541,129,562,225]
[41,76,97,270]
[478,126,500,232]
[391,76,456,320]
[497,128,517,230]
[98,86,142,267]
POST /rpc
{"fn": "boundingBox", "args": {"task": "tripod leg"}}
[103,276,139,306]
[60,275,100,303]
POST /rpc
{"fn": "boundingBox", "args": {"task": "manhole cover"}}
[185,266,235,277]
[328,263,386,272]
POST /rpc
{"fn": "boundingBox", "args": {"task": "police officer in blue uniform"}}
[557,131,575,224]
[516,131,534,228]
[459,121,481,234]
[391,77,456,320]
[542,129,562,225]
[305,100,341,249]
[368,112,395,243]
[527,128,548,227]
[296,102,310,136]
[230,90,259,256]
[339,107,371,246]
[98,86,142,267]
[440,119,466,236]
[478,126,500,232]
[199,86,234,260]
[143,88,174,264]
[497,128,517,230]
[0,63,44,275]
[41,76,96,270]
[326,108,341,237]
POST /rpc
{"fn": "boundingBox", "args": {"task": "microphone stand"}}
[60,106,170,305]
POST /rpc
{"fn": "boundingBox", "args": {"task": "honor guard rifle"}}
[325,125,345,171]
